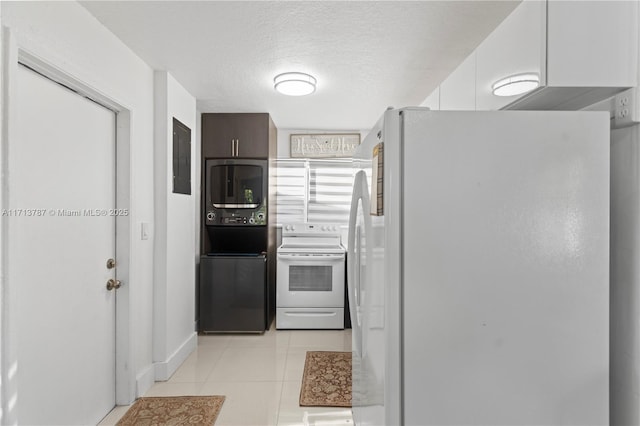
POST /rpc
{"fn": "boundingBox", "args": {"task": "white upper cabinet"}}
[421,86,440,111]
[467,0,637,111]
[475,1,546,111]
[546,1,638,88]
[440,53,477,110]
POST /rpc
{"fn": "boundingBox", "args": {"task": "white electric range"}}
[276,223,346,329]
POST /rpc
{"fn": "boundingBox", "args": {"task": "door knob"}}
[106,279,122,291]
[106,258,116,269]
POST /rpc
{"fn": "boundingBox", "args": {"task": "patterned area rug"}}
[116,395,225,425]
[299,351,352,407]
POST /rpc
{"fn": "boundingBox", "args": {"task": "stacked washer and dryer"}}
[276,223,346,329]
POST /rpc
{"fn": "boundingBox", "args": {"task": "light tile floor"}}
[99,327,353,426]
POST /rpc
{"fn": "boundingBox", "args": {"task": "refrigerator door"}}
[349,112,394,425]
[348,110,405,426]
[400,110,609,425]
[347,105,400,425]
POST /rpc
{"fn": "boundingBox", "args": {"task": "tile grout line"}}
[201,338,232,385]
[275,331,292,425]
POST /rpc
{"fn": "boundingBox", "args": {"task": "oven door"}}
[276,252,345,307]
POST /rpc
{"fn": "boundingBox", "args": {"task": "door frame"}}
[0,29,135,422]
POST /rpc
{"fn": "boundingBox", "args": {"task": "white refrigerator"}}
[347,108,609,425]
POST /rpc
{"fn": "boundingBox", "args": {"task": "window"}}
[274,158,354,225]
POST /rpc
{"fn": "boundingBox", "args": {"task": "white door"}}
[9,65,117,425]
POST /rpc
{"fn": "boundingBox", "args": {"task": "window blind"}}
[274,159,307,224]
[274,158,354,225]
[308,160,354,224]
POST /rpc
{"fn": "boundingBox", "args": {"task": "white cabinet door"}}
[475,0,546,110]
[547,0,638,88]
[440,53,476,110]
[475,0,637,111]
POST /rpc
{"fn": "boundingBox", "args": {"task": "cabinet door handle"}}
[230,139,239,157]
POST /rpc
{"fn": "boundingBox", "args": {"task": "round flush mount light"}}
[274,72,317,96]
[492,73,540,97]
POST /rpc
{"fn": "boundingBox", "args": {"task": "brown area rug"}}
[116,395,225,426]
[299,351,352,407]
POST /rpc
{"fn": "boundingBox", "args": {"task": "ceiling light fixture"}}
[492,73,540,97]
[274,72,317,96]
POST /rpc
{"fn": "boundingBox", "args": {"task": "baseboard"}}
[136,364,155,398]
[153,332,197,381]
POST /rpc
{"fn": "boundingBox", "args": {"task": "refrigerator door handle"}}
[348,170,371,357]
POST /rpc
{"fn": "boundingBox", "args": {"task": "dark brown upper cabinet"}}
[202,113,275,159]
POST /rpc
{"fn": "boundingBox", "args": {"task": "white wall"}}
[0,1,156,414]
[0,5,9,424]
[153,71,197,380]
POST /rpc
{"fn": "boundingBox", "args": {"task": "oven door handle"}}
[281,311,338,317]
[277,254,345,261]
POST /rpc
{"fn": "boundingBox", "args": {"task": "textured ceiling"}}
[81,1,520,130]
